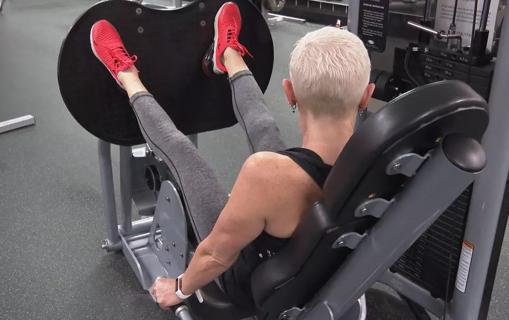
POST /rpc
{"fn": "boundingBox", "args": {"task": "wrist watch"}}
[175,274,192,300]
[175,274,204,303]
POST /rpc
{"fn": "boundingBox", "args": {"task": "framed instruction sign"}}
[358,0,390,52]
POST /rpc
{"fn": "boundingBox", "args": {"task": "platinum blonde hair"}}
[289,27,371,117]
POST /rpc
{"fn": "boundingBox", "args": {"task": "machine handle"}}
[173,304,194,320]
[407,21,463,40]
[407,21,463,49]
[407,21,440,37]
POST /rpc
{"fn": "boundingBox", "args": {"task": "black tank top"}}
[221,148,332,308]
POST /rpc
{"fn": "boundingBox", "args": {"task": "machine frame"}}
[348,1,509,319]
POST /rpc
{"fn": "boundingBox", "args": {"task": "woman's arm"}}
[150,152,287,309]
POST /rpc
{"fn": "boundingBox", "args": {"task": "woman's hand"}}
[149,277,183,310]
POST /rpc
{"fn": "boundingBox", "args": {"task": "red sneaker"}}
[211,2,252,75]
[90,20,138,88]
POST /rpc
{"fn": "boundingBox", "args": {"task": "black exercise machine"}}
[366,0,499,102]
[57,1,509,319]
[349,1,509,319]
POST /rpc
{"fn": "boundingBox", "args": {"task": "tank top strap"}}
[277,147,332,188]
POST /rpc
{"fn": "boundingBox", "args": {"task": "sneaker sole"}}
[212,3,228,75]
[89,23,125,89]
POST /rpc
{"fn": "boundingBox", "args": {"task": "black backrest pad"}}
[58,0,273,146]
[250,81,488,316]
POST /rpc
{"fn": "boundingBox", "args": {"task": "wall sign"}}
[358,0,390,52]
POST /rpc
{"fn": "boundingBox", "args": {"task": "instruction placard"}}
[358,0,390,52]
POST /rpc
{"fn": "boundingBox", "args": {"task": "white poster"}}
[435,0,500,48]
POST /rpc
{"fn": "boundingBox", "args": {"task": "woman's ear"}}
[359,83,376,111]
[282,79,297,106]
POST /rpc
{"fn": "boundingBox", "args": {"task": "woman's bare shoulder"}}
[240,151,315,187]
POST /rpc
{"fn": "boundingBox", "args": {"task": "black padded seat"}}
[186,281,256,320]
[250,80,489,319]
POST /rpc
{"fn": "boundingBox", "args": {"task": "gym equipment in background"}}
[273,0,349,26]
[264,0,286,12]
[366,0,498,102]
[263,0,306,25]
[0,0,36,135]
[349,1,509,319]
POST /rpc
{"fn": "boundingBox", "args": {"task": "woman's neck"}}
[300,113,355,165]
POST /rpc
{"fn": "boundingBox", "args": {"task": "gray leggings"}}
[130,70,286,241]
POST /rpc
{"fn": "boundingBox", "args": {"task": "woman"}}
[89,2,374,309]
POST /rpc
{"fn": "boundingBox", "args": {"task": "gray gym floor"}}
[0,1,508,319]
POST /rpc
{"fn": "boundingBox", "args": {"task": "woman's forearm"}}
[180,239,238,295]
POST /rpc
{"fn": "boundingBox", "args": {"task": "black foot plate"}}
[58,0,274,145]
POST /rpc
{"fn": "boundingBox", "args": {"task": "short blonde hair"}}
[289,27,371,117]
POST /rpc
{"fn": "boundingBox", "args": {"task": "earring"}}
[359,108,367,120]
[291,105,297,113]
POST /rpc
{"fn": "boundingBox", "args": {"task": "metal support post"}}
[347,0,360,34]
[119,145,133,235]
[98,140,121,251]
[449,5,509,319]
